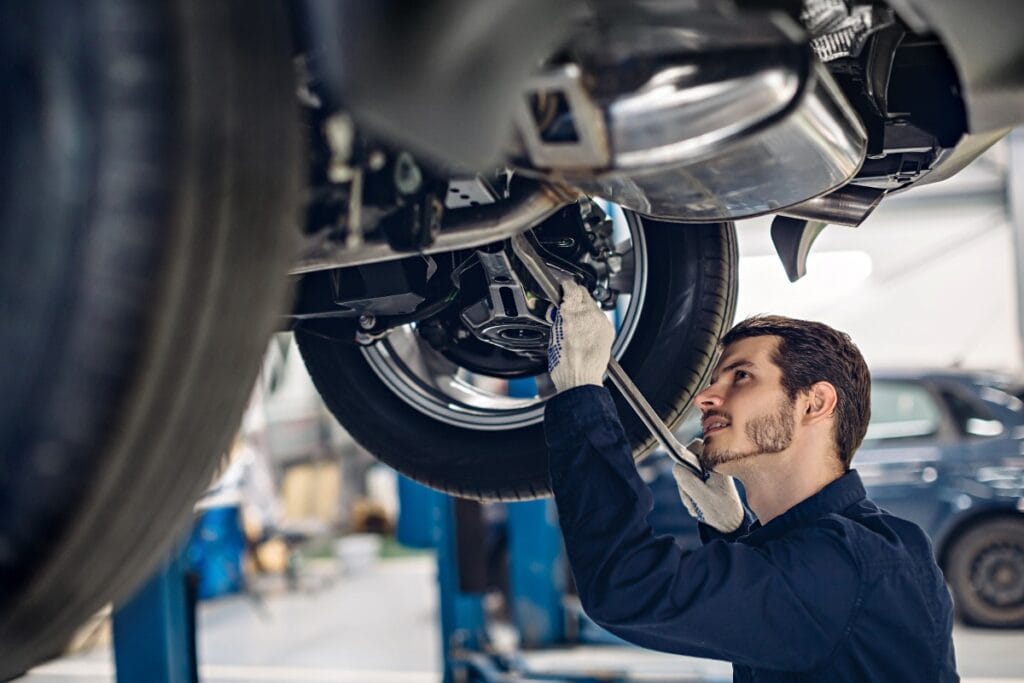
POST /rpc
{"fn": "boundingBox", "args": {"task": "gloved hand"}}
[672,439,745,533]
[547,281,614,394]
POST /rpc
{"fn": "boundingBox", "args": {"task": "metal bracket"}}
[770,216,829,283]
[514,64,611,170]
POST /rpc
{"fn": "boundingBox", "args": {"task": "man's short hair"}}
[721,315,871,469]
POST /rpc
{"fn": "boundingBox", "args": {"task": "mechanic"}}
[544,282,958,682]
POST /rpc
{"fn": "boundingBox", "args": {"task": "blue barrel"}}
[185,505,246,600]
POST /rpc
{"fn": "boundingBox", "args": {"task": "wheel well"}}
[937,508,1024,571]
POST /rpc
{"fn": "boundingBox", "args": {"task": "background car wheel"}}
[296,217,737,500]
[0,1,301,677]
[945,517,1024,627]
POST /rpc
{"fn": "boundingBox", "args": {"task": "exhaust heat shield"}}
[511,18,867,222]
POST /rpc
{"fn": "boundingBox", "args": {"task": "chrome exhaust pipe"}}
[777,185,886,227]
[291,183,576,275]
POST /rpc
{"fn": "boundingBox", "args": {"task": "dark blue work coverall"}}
[545,386,959,682]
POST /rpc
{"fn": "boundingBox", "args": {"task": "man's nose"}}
[695,384,723,409]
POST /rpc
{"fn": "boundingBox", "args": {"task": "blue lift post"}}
[393,374,630,680]
[397,475,490,682]
[504,377,569,649]
[507,499,567,648]
[399,473,656,683]
[112,502,246,683]
[111,542,198,683]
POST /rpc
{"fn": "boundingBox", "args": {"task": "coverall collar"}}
[742,470,867,544]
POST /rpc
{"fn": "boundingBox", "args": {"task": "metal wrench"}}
[510,233,708,479]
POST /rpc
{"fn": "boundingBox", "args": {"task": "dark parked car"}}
[644,369,1024,628]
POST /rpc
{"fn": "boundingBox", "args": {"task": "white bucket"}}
[335,533,382,575]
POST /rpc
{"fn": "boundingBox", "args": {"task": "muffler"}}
[510,8,868,222]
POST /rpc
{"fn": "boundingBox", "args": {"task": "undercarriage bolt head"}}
[359,314,376,330]
[368,150,387,171]
[394,152,423,195]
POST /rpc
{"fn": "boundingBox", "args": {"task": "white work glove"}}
[671,439,745,533]
[547,281,614,394]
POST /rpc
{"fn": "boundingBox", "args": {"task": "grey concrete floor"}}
[21,554,1024,682]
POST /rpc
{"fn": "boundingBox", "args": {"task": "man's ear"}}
[803,381,838,424]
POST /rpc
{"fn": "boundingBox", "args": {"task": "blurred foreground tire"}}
[0,1,301,677]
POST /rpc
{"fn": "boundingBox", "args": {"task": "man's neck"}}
[728,449,843,525]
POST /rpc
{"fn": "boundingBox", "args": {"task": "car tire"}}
[0,1,301,677]
[296,218,737,500]
[945,517,1024,628]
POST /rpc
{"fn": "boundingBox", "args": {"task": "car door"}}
[855,379,952,535]
[930,379,1024,518]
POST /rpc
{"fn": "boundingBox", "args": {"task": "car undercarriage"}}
[2,0,1024,677]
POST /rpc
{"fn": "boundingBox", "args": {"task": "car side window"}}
[938,387,1004,438]
[864,381,942,443]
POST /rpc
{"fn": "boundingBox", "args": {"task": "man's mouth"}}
[702,417,730,436]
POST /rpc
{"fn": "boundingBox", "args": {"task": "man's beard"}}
[699,395,796,471]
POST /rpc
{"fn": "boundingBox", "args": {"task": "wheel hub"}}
[458,249,552,357]
[973,544,1024,607]
[494,326,547,344]
[443,199,630,376]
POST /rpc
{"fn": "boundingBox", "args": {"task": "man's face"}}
[693,336,797,472]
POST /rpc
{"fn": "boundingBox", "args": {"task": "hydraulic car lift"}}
[111,475,719,683]
[397,472,731,683]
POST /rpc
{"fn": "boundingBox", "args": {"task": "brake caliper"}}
[530,199,622,309]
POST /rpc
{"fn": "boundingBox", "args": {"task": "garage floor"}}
[21,554,1024,683]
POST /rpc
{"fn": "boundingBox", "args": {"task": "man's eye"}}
[735,370,749,380]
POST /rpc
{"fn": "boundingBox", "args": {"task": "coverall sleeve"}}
[699,514,753,545]
[545,386,861,671]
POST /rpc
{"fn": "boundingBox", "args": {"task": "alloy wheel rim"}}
[361,207,649,430]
